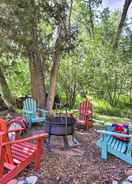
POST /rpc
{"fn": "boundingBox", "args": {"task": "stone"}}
[17,180,27,184]
[112,180,118,184]
[26,176,38,184]
[128,175,132,182]
[17,176,38,184]
[67,136,81,147]
[18,176,25,181]
[125,169,132,176]
[121,180,132,184]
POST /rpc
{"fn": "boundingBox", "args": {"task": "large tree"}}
[46,0,77,113]
[113,0,132,49]
[0,1,48,107]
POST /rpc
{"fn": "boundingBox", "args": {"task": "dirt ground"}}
[0,110,130,184]
[17,127,131,184]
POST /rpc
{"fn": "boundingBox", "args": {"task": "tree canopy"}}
[0,0,132,115]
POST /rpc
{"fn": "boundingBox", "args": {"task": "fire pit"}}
[46,117,74,135]
[45,116,77,149]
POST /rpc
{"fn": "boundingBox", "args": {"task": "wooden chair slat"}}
[107,136,114,145]
[12,148,32,158]
[111,138,117,148]
[4,163,16,170]
[13,143,37,152]
[116,141,123,152]
[105,135,111,142]
[120,142,127,153]
[113,140,119,150]
[12,153,26,162]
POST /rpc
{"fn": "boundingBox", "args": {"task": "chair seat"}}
[76,119,86,125]
[4,142,37,170]
[11,143,37,164]
[31,117,46,123]
[97,135,127,153]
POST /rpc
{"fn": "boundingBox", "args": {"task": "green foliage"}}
[6,57,30,97]
[93,113,128,125]
[0,0,132,117]
[92,95,132,118]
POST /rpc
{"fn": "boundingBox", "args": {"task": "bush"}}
[92,96,132,118]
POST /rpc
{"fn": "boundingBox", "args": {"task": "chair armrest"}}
[37,108,48,114]
[2,133,48,146]
[96,130,132,138]
[23,110,34,114]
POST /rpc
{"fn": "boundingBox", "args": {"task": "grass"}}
[80,95,132,119]
[93,113,131,126]
[74,95,132,127]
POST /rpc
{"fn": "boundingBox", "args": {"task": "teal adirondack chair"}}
[96,128,132,165]
[23,98,48,128]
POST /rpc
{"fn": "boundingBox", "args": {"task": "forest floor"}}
[18,127,131,184]
[1,110,132,184]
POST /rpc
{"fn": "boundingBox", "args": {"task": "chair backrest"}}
[23,98,37,113]
[79,100,92,120]
[0,119,13,164]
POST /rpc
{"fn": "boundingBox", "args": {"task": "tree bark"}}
[88,0,94,37]
[68,84,77,107]
[0,94,9,110]
[46,24,62,114]
[46,48,60,113]
[0,65,15,109]
[28,49,45,108]
[113,0,132,49]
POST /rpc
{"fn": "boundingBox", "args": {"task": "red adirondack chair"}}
[72,99,93,129]
[0,118,48,184]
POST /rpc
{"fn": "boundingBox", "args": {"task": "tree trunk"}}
[0,94,9,110]
[129,87,132,103]
[88,0,94,37]
[46,24,62,114]
[68,83,77,107]
[46,49,60,114]
[113,0,132,49]
[28,50,45,108]
[0,66,15,109]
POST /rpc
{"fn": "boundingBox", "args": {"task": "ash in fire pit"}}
[45,116,79,149]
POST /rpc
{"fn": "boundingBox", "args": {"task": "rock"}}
[121,180,132,184]
[17,181,24,184]
[6,113,12,120]
[125,169,132,176]
[17,176,38,184]
[56,176,61,181]
[26,176,38,184]
[127,175,132,182]
[112,180,118,184]
[17,176,25,181]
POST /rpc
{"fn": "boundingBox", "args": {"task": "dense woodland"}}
[0,0,132,117]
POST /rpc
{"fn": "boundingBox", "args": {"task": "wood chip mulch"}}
[18,128,131,184]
